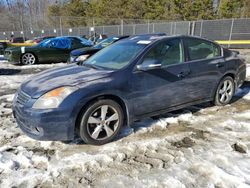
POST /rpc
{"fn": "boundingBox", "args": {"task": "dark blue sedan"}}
[13,35,246,145]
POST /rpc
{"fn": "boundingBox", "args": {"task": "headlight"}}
[33,87,77,109]
[75,54,90,62]
[70,56,75,63]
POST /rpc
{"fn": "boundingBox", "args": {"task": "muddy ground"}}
[0,51,250,188]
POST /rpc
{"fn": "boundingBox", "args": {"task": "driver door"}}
[131,38,193,116]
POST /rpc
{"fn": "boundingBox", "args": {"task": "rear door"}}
[131,38,194,116]
[183,37,225,100]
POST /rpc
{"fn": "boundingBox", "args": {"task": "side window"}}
[48,39,58,48]
[185,38,221,61]
[71,39,82,49]
[143,39,184,66]
[50,39,71,49]
[213,43,221,57]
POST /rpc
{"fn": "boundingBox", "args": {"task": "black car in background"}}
[69,33,167,63]
[70,35,129,63]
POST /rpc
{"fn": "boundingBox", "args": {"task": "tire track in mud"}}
[45,121,213,187]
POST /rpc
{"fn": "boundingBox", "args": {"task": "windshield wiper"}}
[82,63,101,70]
[80,62,114,70]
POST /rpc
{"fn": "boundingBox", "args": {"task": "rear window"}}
[185,38,221,61]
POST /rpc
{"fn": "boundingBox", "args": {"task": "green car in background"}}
[4,37,93,65]
[0,42,8,55]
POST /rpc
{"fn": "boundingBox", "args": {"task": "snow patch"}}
[0,74,32,90]
[0,94,14,102]
[234,110,250,121]
[190,162,246,187]
[219,119,250,132]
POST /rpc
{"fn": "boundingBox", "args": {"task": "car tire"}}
[21,53,37,65]
[78,99,124,145]
[214,76,235,106]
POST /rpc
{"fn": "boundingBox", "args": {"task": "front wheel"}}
[214,76,235,106]
[78,99,124,145]
[21,53,37,65]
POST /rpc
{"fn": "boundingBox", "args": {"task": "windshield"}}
[83,41,147,70]
[38,38,51,47]
[94,37,117,48]
[78,37,93,46]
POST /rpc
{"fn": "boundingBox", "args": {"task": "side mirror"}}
[136,59,161,71]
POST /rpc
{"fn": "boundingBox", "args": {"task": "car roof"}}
[120,33,170,43]
[119,34,219,46]
[106,35,130,40]
[55,36,80,39]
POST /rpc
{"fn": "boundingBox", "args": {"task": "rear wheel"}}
[78,99,124,145]
[21,53,37,65]
[214,76,235,106]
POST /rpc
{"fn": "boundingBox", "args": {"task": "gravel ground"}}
[0,52,250,188]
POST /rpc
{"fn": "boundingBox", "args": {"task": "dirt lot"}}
[0,51,250,188]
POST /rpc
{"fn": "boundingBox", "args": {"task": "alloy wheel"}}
[87,105,119,140]
[218,79,233,103]
[22,53,36,65]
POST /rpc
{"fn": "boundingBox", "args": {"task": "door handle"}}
[177,71,190,78]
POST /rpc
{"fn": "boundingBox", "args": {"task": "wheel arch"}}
[20,52,39,64]
[212,72,236,100]
[75,94,130,134]
[223,72,235,80]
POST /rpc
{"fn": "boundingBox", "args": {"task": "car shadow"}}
[0,68,21,75]
[66,81,250,145]
[230,81,250,103]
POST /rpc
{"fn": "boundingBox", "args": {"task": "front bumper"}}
[13,100,76,141]
[4,51,20,63]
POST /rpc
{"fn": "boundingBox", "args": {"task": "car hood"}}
[21,64,113,98]
[5,47,21,52]
[71,46,101,56]
[5,45,37,52]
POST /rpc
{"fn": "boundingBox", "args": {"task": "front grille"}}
[4,51,11,55]
[16,90,30,105]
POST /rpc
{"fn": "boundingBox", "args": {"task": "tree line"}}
[48,0,250,21]
[0,0,250,32]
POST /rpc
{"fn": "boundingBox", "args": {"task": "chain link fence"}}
[1,17,250,48]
